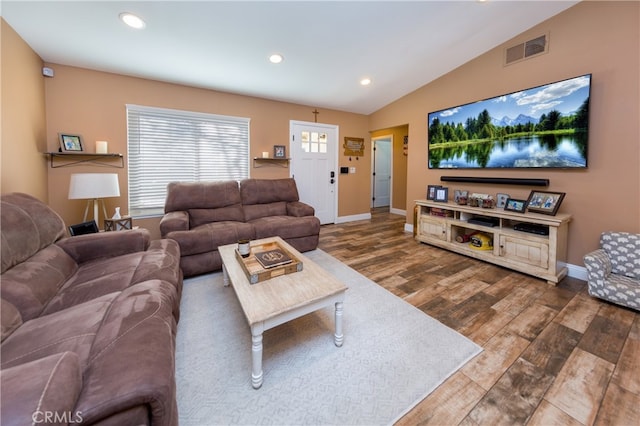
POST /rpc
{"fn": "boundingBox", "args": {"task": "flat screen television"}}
[427,74,591,169]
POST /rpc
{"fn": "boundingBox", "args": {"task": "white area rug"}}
[176,249,481,425]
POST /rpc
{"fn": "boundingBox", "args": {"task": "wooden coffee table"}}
[218,236,347,389]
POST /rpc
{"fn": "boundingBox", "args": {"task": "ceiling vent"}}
[504,34,548,66]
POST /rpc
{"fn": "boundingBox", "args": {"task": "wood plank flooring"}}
[318,208,640,426]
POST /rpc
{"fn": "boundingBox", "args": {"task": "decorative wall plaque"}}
[343,137,365,157]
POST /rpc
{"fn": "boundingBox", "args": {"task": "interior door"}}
[290,121,338,224]
[372,138,391,208]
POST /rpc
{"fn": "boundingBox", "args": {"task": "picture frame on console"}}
[435,187,449,202]
[504,198,527,213]
[526,190,566,216]
[427,185,440,200]
[496,193,510,208]
[274,145,287,159]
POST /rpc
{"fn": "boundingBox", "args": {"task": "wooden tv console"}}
[415,200,571,284]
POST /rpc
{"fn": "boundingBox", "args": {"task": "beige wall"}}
[370,1,640,265]
[39,65,370,237]
[371,125,408,211]
[1,19,48,200]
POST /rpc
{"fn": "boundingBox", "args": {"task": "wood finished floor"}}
[318,208,640,426]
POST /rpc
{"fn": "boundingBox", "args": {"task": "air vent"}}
[504,34,548,65]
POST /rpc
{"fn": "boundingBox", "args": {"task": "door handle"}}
[330,178,335,184]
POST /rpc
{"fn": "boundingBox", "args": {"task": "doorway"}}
[289,120,338,224]
[371,136,392,209]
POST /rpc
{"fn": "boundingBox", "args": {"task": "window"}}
[127,104,250,216]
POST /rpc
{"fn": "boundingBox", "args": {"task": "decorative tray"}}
[235,240,303,284]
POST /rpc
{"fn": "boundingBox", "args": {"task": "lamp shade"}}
[68,173,120,199]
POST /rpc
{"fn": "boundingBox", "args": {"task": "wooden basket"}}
[235,240,303,284]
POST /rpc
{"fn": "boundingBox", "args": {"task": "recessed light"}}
[360,77,372,86]
[120,12,146,29]
[269,54,284,64]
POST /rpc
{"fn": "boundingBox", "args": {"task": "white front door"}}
[372,138,392,208]
[290,121,338,224]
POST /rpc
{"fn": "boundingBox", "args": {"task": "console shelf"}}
[415,199,571,284]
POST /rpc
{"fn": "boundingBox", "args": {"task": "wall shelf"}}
[252,157,290,168]
[45,152,124,168]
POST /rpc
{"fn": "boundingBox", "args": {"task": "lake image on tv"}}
[429,133,587,168]
[427,74,590,169]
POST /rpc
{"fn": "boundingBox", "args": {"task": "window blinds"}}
[127,104,250,216]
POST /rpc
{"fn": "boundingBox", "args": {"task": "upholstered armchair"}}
[583,231,640,311]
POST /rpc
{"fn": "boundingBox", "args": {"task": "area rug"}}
[175,249,481,425]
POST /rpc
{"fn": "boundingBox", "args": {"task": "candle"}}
[262,151,269,158]
[96,141,108,154]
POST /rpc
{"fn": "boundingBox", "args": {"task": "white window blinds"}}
[127,104,250,216]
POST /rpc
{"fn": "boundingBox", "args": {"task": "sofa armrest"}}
[160,210,190,237]
[584,248,612,279]
[1,352,82,425]
[56,228,151,264]
[287,201,315,217]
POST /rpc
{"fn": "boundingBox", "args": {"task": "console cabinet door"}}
[420,217,448,241]
[499,235,549,268]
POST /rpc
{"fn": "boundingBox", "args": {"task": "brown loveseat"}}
[1,193,183,425]
[160,178,320,277]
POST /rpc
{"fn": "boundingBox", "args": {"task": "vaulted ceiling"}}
[2,1,579,114]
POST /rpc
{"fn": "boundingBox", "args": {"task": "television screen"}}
[427,74,591,169]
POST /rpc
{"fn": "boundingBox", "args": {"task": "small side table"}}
[104,216,133,232]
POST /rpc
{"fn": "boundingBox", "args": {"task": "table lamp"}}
[68,173,120,226]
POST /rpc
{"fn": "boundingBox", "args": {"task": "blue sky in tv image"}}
[427,74,590,169]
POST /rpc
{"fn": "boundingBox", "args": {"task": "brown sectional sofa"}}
[160,178,320,277]
[1,193,183,425]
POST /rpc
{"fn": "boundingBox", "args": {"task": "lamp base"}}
[82,198,108,227]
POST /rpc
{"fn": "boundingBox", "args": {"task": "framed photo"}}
[58,133,84,152]
[496,193,510,209]
[435,187,449,202]
[504,198,527,213]
[274,145,286,159]
[454,189,468,205]
[526,190,566,216]
[427,184,441,200]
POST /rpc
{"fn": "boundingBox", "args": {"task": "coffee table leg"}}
[251,323,264,389]
[334,301,344,347]
[222,264,229,287]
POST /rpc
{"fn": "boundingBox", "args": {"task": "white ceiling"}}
[1,1,579,115]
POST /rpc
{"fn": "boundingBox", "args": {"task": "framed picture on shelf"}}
[526,190,566,216]
[273,145,287,159]
[427,184,440,200]
[454,189,468,205]
[58,133,84,152]
[504,198,527,213]
[435,187,449,202]
[496,193,510,208]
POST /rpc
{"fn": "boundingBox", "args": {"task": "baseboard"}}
[390,208,406,216]
[336,212,372,224]
[404,222,587,281]
[563,262,587,281]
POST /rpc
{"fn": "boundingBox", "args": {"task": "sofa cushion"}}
[189,204,245,228]
[243,201,287,222]
[0,352,82,426]
[167,221,255,256]
[1,193,66,273]
[240,178,300,205]
[1,299,22,342]
[0,245,77,322]
[41,239,182,317]
[250,215,321,240]
[1,293,115,369]
[165,180,241,212]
